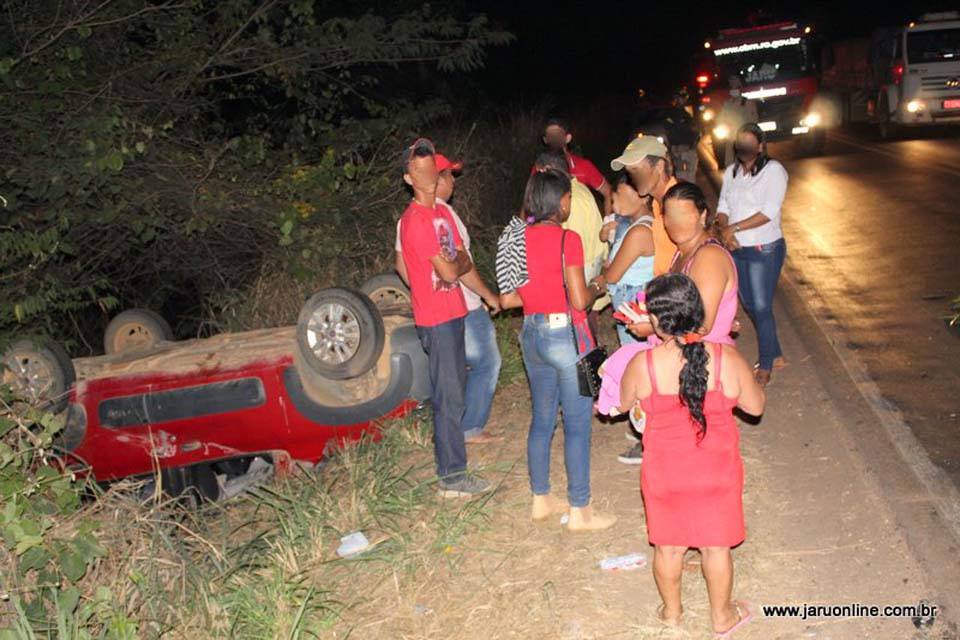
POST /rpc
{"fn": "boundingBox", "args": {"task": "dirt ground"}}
[330,305,956,640]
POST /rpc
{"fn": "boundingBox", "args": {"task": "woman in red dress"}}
[618,274,765,637]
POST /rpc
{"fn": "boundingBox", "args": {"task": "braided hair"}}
[644,273,710,440]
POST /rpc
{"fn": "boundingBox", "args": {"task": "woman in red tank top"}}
[617,274,765,637]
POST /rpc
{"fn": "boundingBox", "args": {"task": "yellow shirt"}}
[563,178,610,310]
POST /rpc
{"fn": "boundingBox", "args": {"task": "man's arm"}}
[460,267,501,314]
[430,249,472,284]
[499,290,523,310]
[598,179,613,216]
[395,252,410,285]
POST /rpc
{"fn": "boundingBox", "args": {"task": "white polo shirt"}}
[395,199,483,311]
[717,159,789,247]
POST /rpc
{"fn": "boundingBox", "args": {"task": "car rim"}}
[2,350,56,403]
[305,302,361,364]
[368,285,410,307]
[114,323,156,351]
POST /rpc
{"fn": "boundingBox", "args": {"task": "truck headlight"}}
[702,108,715,122]
[906,100,925,113]
[801,111,822,127]
[713,124,730,140]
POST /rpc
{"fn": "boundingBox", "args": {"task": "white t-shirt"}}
[395,199,482,311]
[717,159,788,247]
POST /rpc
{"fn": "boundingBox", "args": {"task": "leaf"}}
[19,546,50,572]
[57,586,81,615]
[280,220,294,236]
[14,534,43,555]
[76,25,92,39]
[105,152,124,172]
[59,548,88,582]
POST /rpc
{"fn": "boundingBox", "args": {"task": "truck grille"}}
[755,95,806,125]
[920,75,956,89]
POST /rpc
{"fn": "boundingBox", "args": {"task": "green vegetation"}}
[0,400,500,637]
[0,1,512,347]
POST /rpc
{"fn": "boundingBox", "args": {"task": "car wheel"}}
[877,95,899,141]
[2,338,75,414]
[104,308,173,354]
[296,288,385,381]
[360,272,411,312]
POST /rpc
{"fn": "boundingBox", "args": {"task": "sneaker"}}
[438,475,492,498]
[625,429,641,443]
[617,443,643,465]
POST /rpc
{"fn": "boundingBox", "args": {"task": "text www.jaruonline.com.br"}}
[762,601,938,621]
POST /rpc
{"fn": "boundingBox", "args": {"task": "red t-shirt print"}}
[518,225,588,324]
[398,200,467,327]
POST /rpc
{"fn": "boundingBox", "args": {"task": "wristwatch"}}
[733,223,742,233]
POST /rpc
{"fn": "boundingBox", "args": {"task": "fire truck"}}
[696,21,830,166]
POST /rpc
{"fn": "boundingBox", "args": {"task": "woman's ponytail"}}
[679,341,709,440]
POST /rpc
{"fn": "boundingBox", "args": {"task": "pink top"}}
[596,240,738,416]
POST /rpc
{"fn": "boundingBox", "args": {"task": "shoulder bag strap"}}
[559,230,584,355]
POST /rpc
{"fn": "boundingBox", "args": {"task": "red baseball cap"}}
[435,154,463,173]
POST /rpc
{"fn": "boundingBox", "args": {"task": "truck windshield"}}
[714,36,812,85]
[907,28,960,63]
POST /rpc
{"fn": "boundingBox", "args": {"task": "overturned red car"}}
[2,274,425,500]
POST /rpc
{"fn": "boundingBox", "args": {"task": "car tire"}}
[104,308,173,354]
[2,338,75,414]
[877,95,899,141]
[360,272,411,312]
[296,288,385,381]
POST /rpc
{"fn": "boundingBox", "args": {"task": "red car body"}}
[59,322,430,482]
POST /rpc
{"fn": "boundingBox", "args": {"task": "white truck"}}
[872,12,960,137]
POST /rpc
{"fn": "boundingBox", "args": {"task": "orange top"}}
[651,177,679,275]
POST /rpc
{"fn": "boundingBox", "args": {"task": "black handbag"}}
[560,231,607,398]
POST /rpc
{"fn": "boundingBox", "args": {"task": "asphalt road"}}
[723,127,960,488]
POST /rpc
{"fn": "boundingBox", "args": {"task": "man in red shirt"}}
[540,118,613,216]
[397,138,490,498]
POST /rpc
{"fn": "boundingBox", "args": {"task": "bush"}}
[0,1,512,349]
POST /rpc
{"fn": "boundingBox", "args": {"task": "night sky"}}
[468,0,955,100]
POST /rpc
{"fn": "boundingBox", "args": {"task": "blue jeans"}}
[520,315,594,507]
[610,283,644,346]
[463,308,502,438]
[733,239,786,370]
[416,317,468,480]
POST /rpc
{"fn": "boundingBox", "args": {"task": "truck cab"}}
[697,21,829,165]
[875,12,960,133]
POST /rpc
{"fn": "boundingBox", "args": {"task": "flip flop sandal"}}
[714,600,752,639]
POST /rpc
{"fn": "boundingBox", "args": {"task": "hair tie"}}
[525,216,536,224]
[681,332,702,344]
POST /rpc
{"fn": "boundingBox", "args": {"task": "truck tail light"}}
[893,59,904,85]
[696,73,710,88]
